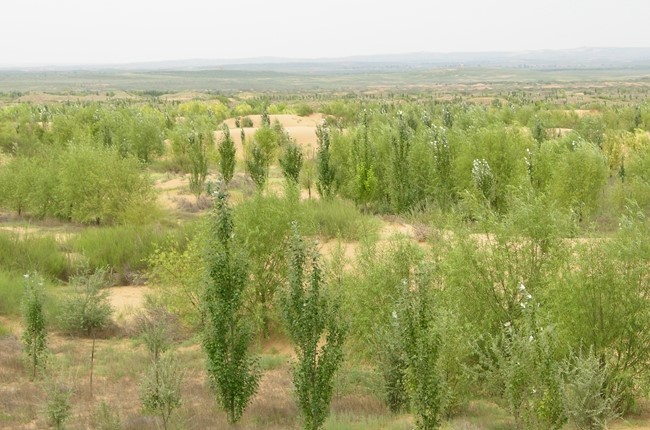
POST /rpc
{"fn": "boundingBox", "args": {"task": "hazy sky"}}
[1,0,649,66]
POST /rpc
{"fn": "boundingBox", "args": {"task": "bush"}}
[94,401,121,430]
[44,379,72,430]
[561,349,619,430]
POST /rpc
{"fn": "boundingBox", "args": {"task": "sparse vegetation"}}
[1,77,650,429]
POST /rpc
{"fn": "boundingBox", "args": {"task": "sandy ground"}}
[216,114,325,160]
[107,285,152,324]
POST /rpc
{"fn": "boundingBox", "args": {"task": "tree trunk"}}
[90,331,96,398]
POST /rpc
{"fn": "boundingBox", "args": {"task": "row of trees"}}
[0,144,154,224]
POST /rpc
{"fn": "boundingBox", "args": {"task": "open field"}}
[1,66,650,94]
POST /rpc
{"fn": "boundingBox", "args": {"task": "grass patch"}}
[324,413,412,430]
[71,224,190,284]
[0,271,25,316]
[300,198,379,240]
[0,232,70,280]
[259,353,288,371]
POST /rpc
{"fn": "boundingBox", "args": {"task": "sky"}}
[1,0,649,66]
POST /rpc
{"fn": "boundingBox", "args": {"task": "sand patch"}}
[107,285,151,322]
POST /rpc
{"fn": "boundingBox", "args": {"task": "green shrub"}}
[44,379,72,430]
[94,400,121,430]
[561,349,619,430]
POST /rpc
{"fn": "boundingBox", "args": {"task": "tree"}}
[140,353,184,430]
[282,223,346,430]
[399,271,446,429]
[202,186,260,424]
[218,124,236,184]
[245,141,270,192]
[316,122,336,199]
[279,141,304,185]
[261,106,271,128]
[59,268,113,397]
[187,131,210,201]
[389,112,413,212]
[21,273,48,381]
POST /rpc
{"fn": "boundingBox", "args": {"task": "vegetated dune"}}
[216,114,326,160]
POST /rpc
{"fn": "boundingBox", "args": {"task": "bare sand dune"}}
[107,285,152,322]
[222,113,325,129]
[216,114,325,160]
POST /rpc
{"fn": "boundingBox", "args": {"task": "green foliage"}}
[399,271,446,430]
[218,124,236,184]
[140,353,184,430]
[299,198,378,240]
[549,139,608,222]
[279,141,304,184]
[316,123,336,199]
[0,271,26,316]
[187,131,210,200]
[376,316,408,413]
[72,224,170,284]
[234,194,295,335]
[389,112,414,212]
[0,232,69,281]
[282,223,346,430]
[59,268,113,336]
[94,401,121,430]
[550,210,650,413]
[295,103,314,117]
[561,349,619,430]
[44,379,73,430]
[148,233,204,328]
[56,144,155,225]
[478,288,565,430]
[202,187,260,424]
[136,296,176,362]
[246,141,270,191]
[22,273,48,380]
[59,268,113,397]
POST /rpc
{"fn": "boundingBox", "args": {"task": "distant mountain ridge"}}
[4,47,650,72]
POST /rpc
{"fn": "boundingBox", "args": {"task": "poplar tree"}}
[22,273,47,381]
[202,186,260,424]
[218,124,236,184]
[282,223,346,430]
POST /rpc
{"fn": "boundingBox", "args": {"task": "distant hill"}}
[3,47,650,72]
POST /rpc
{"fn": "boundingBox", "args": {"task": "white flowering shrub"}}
[472,158,496,208]
[477,285,565,430]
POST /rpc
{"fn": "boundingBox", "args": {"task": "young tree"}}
[187,131,209,201]
[389,112,413,212]
[261,106,271,128]
[218,124,236,184]
[280,141,304,202]
[21,273,48,380]
[245,142,270,192]
[316,122,336,199]
[282,223,346,430]
[202,186,260,424]
[279,141,304,185]
[398,271,446,430]
[59,268,113,397]
[140,353,184,430]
